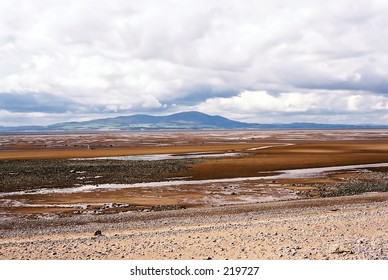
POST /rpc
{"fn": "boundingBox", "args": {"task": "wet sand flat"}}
[1,130,388,259]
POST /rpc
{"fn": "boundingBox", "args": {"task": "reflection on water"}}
[2,162,388,197]
[71,152,245,161]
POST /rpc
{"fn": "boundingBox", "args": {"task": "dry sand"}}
[1,192,387,260]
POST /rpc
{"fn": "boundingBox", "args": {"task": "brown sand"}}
[1,192,387,260]
[1,130,388,259]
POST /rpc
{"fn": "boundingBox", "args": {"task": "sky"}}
[1,0,388,126]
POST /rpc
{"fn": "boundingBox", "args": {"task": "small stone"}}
[94,230,102,236]
[330,244,352,254]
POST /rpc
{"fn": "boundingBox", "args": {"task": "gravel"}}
[1,192,387,260]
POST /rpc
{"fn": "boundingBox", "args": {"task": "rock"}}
[94,230,102,236]
[330,244,353,254]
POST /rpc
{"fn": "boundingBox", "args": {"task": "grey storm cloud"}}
[0,92,82,113]
[1,0,388,125]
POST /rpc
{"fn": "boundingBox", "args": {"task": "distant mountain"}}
[46,111,256,130]
[1,111,387,132]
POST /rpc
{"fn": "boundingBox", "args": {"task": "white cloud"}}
[0,109,69,126]
[188,90,388,124]
[1,0,388,125]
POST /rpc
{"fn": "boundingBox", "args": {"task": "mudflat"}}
[1,130,388,259]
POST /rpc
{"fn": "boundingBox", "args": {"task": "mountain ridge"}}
[1,111,387,132]
[47,111,258,130]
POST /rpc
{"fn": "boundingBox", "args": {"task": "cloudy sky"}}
[1,0,388,126]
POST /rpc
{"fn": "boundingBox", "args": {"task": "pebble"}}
[0,195,387,260]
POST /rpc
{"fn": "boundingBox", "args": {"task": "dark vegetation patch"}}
[320,180,388,197]
[0,159,199,193]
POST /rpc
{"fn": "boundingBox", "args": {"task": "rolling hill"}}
[1,111,386,131]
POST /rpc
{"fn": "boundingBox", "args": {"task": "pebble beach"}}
[1,192,387,260]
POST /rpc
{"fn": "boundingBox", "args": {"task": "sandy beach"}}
[1,130,388,260]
